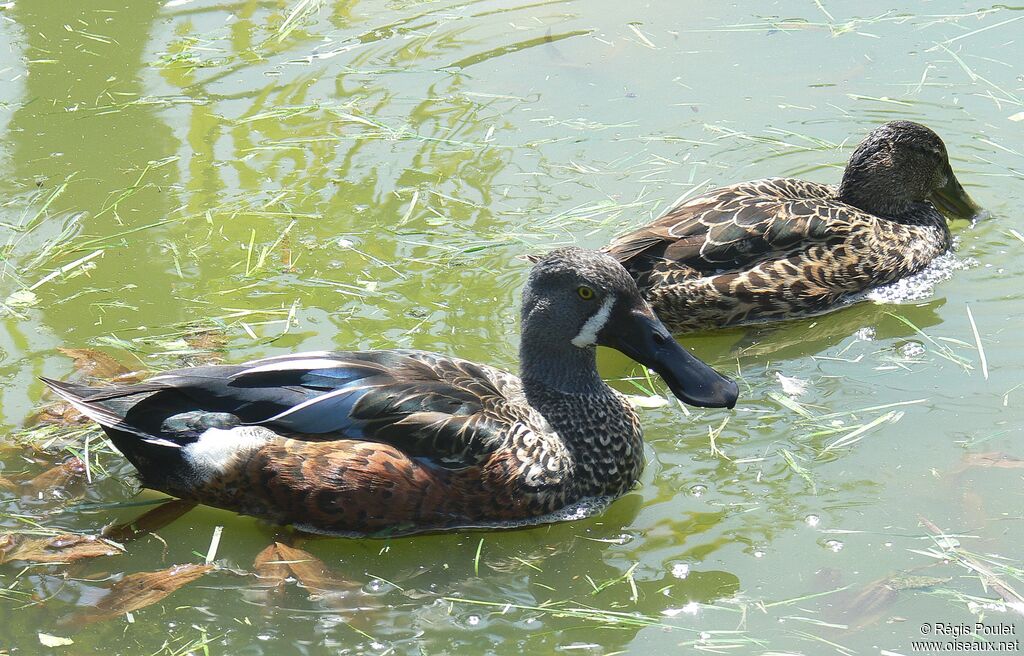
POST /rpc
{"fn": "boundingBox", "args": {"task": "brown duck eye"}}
[577,286,595,300]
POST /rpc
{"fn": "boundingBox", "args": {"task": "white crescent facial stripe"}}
[571,296,615,348]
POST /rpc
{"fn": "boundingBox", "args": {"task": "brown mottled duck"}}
[42,248,737,536]
[606,121,983,332]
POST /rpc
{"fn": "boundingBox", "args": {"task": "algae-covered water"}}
[1,1,1022,653]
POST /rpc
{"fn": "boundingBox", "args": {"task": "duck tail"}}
[39,377,180,449]
[604,231,663,264]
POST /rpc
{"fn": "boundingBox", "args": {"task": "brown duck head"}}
[837,121,983,222]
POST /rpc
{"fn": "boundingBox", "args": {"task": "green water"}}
[1,1,1022,653]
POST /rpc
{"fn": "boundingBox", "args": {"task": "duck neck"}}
[519,336,644,498]
[518,318,620,432]
[517,299,631,451]
[837,170,914,219]
[519,337,607,401]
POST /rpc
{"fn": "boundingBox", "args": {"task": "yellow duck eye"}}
[577,286,595,300]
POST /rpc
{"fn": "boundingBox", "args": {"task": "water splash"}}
[899,342,926,358]
[825,539,844,553]
[864,250,978,305]
[854,327,876,341]
[671,562,691,579]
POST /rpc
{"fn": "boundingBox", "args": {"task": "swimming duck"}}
[606,121,983,332]
[42,248,738,536]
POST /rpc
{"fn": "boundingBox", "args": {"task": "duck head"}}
[837,121,983,222]
[520,247,738,408]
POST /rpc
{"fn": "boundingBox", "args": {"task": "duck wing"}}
[607,178,843,280]
[46,350,523,469]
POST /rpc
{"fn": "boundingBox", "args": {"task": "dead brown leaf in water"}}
[22,458,86,496]
[272,542,348,593]
[68,563,213,625]
[272,542,365,597]
[0,476,18,492]
[850,573,951,625]
[250,543,378,622]
[176,330,229,367]
[56,348,144,382]
[920,516,1024,616]
[958,451,1024,471]
[102,499,197,543]
[253,543,290,591]
[184,330,227,354]
[26,401,89,427]
[31,350,143,426]
[0,533,123,564]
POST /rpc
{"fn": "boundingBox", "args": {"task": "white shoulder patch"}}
[183,427,273,482]
[571,296,615,348]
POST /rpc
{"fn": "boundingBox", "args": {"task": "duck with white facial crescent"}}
[43,248,737,536]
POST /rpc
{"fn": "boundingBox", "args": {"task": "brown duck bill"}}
[599,306,739,409]
[931,165,984,221]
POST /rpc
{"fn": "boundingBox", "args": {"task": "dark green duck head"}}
[520,247,738,408]
[837,121,983,222]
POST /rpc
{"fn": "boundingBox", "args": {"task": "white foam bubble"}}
[863,249,977,305]
[854,327,876,341]
[900,342,926,359]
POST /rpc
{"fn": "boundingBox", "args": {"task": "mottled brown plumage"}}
[42,249,737,536]
[607,122,982,332]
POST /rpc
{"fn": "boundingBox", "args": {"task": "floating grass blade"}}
[768,391,815,418]
[29,249,104,292]
[780,448,817,494]
[965,305,988,380]
[204,526,223,564]
[822,411,902,452]
[277,0,323,43]
[884,312,972,370]
[444,597,680,630]
[931,13,1024,48]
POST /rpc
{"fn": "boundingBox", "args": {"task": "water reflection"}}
[1,0,1022,653]
[0,0,179,422]
[731,299,947,363]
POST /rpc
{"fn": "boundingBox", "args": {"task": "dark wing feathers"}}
[44,351,515,469]
[39,378,179,447]
[608,178,842,277]
[260,384,375,436]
